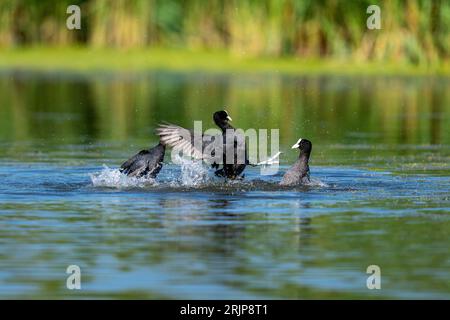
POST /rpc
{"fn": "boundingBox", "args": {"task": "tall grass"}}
[0,0,449,65]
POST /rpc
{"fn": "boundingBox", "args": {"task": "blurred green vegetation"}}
[1,73,449,156]
[0,0,449,71]
[1,47,449,75]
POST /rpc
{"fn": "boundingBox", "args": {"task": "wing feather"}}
[156,123,219,161]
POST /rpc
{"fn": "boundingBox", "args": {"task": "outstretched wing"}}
[156,123,220,161]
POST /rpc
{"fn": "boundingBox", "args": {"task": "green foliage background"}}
[1,0,449,66]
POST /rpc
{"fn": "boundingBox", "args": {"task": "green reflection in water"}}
[1,72,449,146]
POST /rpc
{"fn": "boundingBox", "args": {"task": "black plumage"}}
[156,110,248,179]
[120,143,165,178]
[280,138,312,186]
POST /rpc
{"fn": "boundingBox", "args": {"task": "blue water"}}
[0,73,449,299]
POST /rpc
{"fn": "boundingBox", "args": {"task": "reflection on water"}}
[0,71,449,299]
[1,71,449,146]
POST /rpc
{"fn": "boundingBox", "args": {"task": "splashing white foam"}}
[89,161,328,190]
[173,155,211,187]
[305,177,329,188]
[90,165,156,188]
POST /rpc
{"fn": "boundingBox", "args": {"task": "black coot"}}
[280,138,312,186]
[156,110,248,179]
[120,142,165,178]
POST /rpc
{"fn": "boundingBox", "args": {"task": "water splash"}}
[306,177,329,188]
[90,165,156,188]
[89,162,329,191]
[173,155,211,187]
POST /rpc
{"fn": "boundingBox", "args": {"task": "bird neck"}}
[298,151,310,162]
[219,122,234,133]
[294,151,310,177]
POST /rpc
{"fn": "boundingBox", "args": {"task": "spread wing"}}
[156,123,221,161]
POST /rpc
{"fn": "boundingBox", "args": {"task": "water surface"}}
[0,71,449,299]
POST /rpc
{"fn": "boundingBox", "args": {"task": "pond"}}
[0,71,449,298]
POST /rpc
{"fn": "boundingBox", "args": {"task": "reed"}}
[0,0,449,65]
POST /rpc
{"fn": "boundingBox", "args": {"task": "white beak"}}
[226,116,232,121]
[291,138,302,149]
